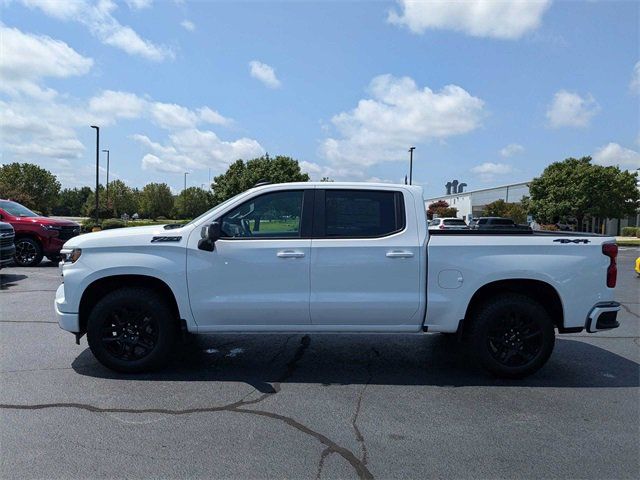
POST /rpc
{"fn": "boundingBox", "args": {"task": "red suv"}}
[0,199,81,267]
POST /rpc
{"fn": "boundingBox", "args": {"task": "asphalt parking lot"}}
[1,249,639,480]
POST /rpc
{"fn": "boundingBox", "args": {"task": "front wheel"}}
[14,238,43,267]
[86,288,178,373]
[467,293,555,378]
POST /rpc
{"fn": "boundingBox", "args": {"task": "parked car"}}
[428,217,468,230]
[56,182,620,378]
[0,221,15,268]
[469,217,518,229]
[0,200,80,267]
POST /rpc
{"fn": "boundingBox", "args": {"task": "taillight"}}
[602,243,618,288]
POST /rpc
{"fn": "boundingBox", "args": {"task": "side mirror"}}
[198,222,221,251]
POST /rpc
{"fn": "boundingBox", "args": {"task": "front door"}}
[187,189,312,327]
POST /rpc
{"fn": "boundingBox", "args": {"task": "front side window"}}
[220,190,303,238]
[323,190,404,238]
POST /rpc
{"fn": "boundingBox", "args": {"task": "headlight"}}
[60,248,82,263]
[40,224,62,230]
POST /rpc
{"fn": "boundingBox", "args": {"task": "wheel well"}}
[464,279,564,330]
[14,233,41,245]
[78,275,180,333]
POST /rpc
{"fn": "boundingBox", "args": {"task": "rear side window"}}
[319,190,405,238]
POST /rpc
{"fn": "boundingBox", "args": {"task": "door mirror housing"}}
[198,222,221,251]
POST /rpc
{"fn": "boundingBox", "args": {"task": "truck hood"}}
[63,224,191,249]
[13,216,79,227]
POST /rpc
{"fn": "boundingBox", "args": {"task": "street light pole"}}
[90,126,100,225]
[184,172,189,192]
[408,146,416,185]
[102,149,110,209]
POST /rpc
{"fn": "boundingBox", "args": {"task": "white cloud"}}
[150,102,199,129]
[21,0,173,61]
[198,107,231,126]
[320,74,484,168]
[0,26,93,99]
[134,130,265,174]
[180,20,195,31]
[126,0,153,10]
[249,60,281,89]
[500,143,524,157]
[88,90,147,119]
[546,90,599,128]
[388,0,552,39]
[593,143,640,170]
[630,61,640,95]
[471,162,513,182]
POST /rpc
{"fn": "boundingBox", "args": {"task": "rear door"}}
[309,188,421,327]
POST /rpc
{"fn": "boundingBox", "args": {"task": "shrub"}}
[621,226,639,237]
[540,224,559,231]
[102,218,125,230]
[81,219,96,233]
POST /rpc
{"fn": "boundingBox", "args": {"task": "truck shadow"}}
[0,273,28,289]
[71,334,639,389]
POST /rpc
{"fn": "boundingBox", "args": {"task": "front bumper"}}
[0,244,16,266]
[585,301,621,333]
[55,283,80,332]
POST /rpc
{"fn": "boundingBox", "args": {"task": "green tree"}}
[175,187,213,219]
[83,185,113,219]
[107,180,138,217]
[427,200,457,219]
[482,199,529,224]
[139,183,174,219]
[0,162,61,214]
[530,157,640,229]
[53,187,92,216]
[211,155,310,204]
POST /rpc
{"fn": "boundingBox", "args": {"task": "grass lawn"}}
[254,220,299,232]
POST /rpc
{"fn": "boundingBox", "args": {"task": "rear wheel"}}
[467,293,555,378]
[86,288,178,373]
[14,238,43,267]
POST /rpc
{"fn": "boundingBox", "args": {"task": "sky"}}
[1,0,639,198]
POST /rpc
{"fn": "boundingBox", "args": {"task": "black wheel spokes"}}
[15,241,36,264]
[488,310,543,368]
[101,307,158,362]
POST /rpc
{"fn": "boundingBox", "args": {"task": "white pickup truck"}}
[55,182,621,378]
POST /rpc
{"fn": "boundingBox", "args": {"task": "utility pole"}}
[102,149,110,209]
[90,126,100,225]
[408,146,416,185]
[184,172,189,192]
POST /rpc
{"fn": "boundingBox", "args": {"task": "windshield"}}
[444,219,466,226]
[0,200,38,217]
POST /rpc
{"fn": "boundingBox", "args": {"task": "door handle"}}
[386,250,414,258]
[277,250,305,258]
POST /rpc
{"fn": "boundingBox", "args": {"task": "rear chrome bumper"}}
[585,301,621,333]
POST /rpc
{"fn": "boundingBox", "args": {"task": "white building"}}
[424,181,531,222]
[424,180,639,235]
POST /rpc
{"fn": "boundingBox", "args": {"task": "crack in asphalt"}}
[620,303,640,320]
[0,334,375,480]
[315,447,333,480]
[0,320,58,324]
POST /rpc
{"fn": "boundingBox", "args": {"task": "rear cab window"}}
[443,219,466,226]
[315,189,405,238]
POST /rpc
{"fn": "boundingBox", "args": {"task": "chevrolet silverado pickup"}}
[55,182,620,377]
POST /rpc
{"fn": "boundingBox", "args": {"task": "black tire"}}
[466,293,555,378]
[14,237,43,267]
[86,288,178,373]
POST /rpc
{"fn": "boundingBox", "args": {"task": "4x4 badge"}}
[553,238,590,244]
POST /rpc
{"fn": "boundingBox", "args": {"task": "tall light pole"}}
[184,172,189,192]
[408,146,416,185]
[102,149,110,209]
[90,126,100,224]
